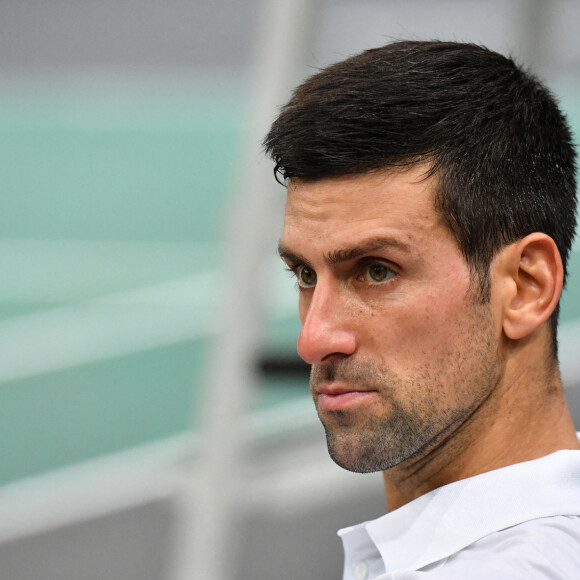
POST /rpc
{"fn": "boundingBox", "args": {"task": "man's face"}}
[279,167,505,473]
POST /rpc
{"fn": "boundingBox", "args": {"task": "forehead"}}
[282,166,445,248]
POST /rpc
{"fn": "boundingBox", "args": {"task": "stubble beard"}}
[311,317,500,474]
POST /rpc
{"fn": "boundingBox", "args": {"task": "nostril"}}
[321,352,351,363]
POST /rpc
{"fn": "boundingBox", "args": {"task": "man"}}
[264,41,580,579]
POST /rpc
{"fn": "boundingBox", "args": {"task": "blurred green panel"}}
[559,90,580,323]
[561,248,580,323]
[0,92,249,484]
[0,96,245,242]
[0,340,206,484]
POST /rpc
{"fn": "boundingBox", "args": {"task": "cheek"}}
[365,290,473,361]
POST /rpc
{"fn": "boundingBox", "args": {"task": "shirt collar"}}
[339,448,580,574]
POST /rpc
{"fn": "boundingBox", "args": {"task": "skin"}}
[279,166,579,511]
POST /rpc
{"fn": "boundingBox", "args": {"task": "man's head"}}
[265,41,577,354]
[266,41,578,478]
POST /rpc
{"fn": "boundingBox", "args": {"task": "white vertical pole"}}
[518,0,551,76]
[171,1,323,580]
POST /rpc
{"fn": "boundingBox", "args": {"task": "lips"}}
[315,384,376,411]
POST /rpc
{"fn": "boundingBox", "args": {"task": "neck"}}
[382,344,579,512]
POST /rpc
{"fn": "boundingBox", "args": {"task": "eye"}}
[364,262,396,283]
[297,265,317,288]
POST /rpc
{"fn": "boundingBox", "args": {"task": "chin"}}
[325,434,403,473]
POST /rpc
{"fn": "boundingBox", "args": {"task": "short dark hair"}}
[264,40,577,355]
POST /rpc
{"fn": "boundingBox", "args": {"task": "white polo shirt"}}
[338,448,580,579]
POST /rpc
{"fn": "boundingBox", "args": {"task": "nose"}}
[297,281,357,364]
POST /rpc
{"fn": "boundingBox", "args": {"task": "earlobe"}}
[499,233,563,341]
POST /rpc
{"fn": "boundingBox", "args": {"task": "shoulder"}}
[417,516,580,579]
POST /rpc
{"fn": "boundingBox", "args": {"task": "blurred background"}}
[0,1,579,579]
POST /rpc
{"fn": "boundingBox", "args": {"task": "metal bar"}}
[169,1,323,579]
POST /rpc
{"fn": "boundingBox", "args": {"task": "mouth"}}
[315,384,377,412]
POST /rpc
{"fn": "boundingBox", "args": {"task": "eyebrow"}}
[278,236,412,267]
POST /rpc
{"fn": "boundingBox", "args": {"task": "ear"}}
[495,233,563,341]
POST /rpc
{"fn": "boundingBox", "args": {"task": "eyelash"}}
[358,262,398,284]
[283,261,398,289]
[283,264,306,290]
